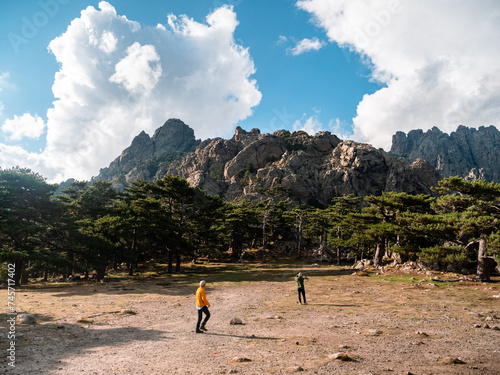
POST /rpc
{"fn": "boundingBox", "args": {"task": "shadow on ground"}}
[0,319,167,375]
[18,262,355,298]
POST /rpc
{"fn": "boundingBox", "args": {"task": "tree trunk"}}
[337,226,341,265]
[296,213,303,257]
[20,260,30,285]
[167,250,173,274]
[385,237,391,258]
[175,254,181,273]
[129,229,137,276]
[374,236,386,268]
[230,239,241,260]
[96,265,106,281]
[14,259,24,286]
[65,250,74,279]
[262,212,267,262]
[476,237,490,282]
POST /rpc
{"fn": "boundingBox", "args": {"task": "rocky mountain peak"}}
[170,127,438,205]
[390,125,500,182]
[95,119,444,204]
[151,118,198,156]
[95,119,200,189]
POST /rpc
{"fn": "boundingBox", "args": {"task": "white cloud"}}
[292,115,352,140]
[277,35,288,45]
[0,2,261,182]
[293,115,323,135]
[0,72,12,118]
[0,72,11,89]
[289,37,325,55]
[0,143,44,172]
[109,42,162,96]
[297,0,500,149]
[2,113,46,141]
[99,30,118,53]
[328,117,352,141]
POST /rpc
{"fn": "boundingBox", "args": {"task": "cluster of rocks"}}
[351,258,500,277]
[471,312,500,330]
[226,339,355,373]
[352,259,374,270]
[396,260,474,274]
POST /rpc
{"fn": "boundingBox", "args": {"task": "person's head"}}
[297,272,302,277]
[200,280,206,287]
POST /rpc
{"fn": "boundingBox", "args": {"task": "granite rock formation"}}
[390,125,500,182]
[96,119,441,204]
[96,119,200,189]
[169,127,439,205]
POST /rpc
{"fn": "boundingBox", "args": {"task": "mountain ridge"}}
[390,125,500,182]
[95,119,440,206]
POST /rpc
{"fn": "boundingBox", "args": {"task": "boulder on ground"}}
[16,314,36,324]
[232,357,251,362]
[328,352,353,361]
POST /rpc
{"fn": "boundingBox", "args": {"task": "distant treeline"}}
[1,167,499,286]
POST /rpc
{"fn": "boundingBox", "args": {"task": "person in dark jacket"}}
[294,272,308,305]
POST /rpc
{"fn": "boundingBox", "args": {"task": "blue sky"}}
[0,1,499,182]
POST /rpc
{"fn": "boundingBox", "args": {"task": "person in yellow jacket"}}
[195,280,210,333]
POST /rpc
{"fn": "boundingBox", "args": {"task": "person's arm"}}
[202,289,210,307]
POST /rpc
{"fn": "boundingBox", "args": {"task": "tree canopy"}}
[2,168,499,284]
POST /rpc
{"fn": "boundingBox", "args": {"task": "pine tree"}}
[0,168,58,285]
[58,180,119,280]
[433,177,500,281]
[324,195,363,264]
[361,192,434,267]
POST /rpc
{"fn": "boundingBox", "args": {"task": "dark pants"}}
[196,306,210,330]
[297,287,306,304]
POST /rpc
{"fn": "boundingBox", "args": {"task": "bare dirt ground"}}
[1,262,500,375]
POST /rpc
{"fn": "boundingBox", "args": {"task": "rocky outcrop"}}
[96,119,441,204]
[390,125,500,182]
[168,126,439,206]
[96,119,200,190]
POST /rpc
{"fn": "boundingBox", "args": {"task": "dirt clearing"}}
[1,263,500,374]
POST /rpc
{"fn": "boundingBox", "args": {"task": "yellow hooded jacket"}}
[196,286,210,308]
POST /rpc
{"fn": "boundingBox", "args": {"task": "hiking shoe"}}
[303,302,308,305]
[195,329,204,333]
[200,326,207,331]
